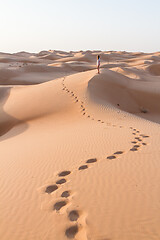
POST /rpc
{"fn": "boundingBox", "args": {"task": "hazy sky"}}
[0,0,159,53]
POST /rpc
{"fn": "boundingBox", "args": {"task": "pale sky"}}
[0,0,159,53]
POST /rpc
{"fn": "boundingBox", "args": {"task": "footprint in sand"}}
[53,200,67,211]
[142,142,147,145]
[68,210,79,221]
[61,191,70,198]
[130,147,138,152]
[65,225,78,239]
[107,155,116,160]
[114,151,124,155]
[78,165,88,170]
[45,184,58,194]
[140,135,150,138]
[86,158,97,164]
[78,158,97,170]
[45,171,71,194]
[137,139,142,142]
[135,137,141,140]
[56,178,66,185]
[58,171,71,177]
[133,145,140,148]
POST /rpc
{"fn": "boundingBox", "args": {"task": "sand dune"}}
[147,64,160,76]
[0,50,160,240]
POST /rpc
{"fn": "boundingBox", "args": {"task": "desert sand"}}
[0,50,160,240]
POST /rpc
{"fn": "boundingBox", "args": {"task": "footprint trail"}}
[39,77,151,239]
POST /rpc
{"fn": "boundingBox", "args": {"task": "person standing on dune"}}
[97,55,100,74]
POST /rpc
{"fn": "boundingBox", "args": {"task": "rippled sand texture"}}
[0,50,160,240]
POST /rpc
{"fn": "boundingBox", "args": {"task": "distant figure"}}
[97,55,100,74]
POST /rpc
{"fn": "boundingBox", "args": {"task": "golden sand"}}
[0,50,160,240]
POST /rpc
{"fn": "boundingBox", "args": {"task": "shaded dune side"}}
[0,87,28,137]
[87,69,160,122]
[38,54,61,61]
[54,52,95,63]
[49,62,94,73]
[1,77,76,140]
[0,57,39,64]
[22,64,61,73]
[0,78,77,141]
[147,64,160,76]
[0,69,21,84]
[0,65,70,85]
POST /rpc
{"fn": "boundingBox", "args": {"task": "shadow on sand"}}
[0,87,28,141]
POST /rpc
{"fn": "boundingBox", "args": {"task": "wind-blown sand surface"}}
[0,50,160,240]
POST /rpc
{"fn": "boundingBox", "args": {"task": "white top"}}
[97,58,100,66]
